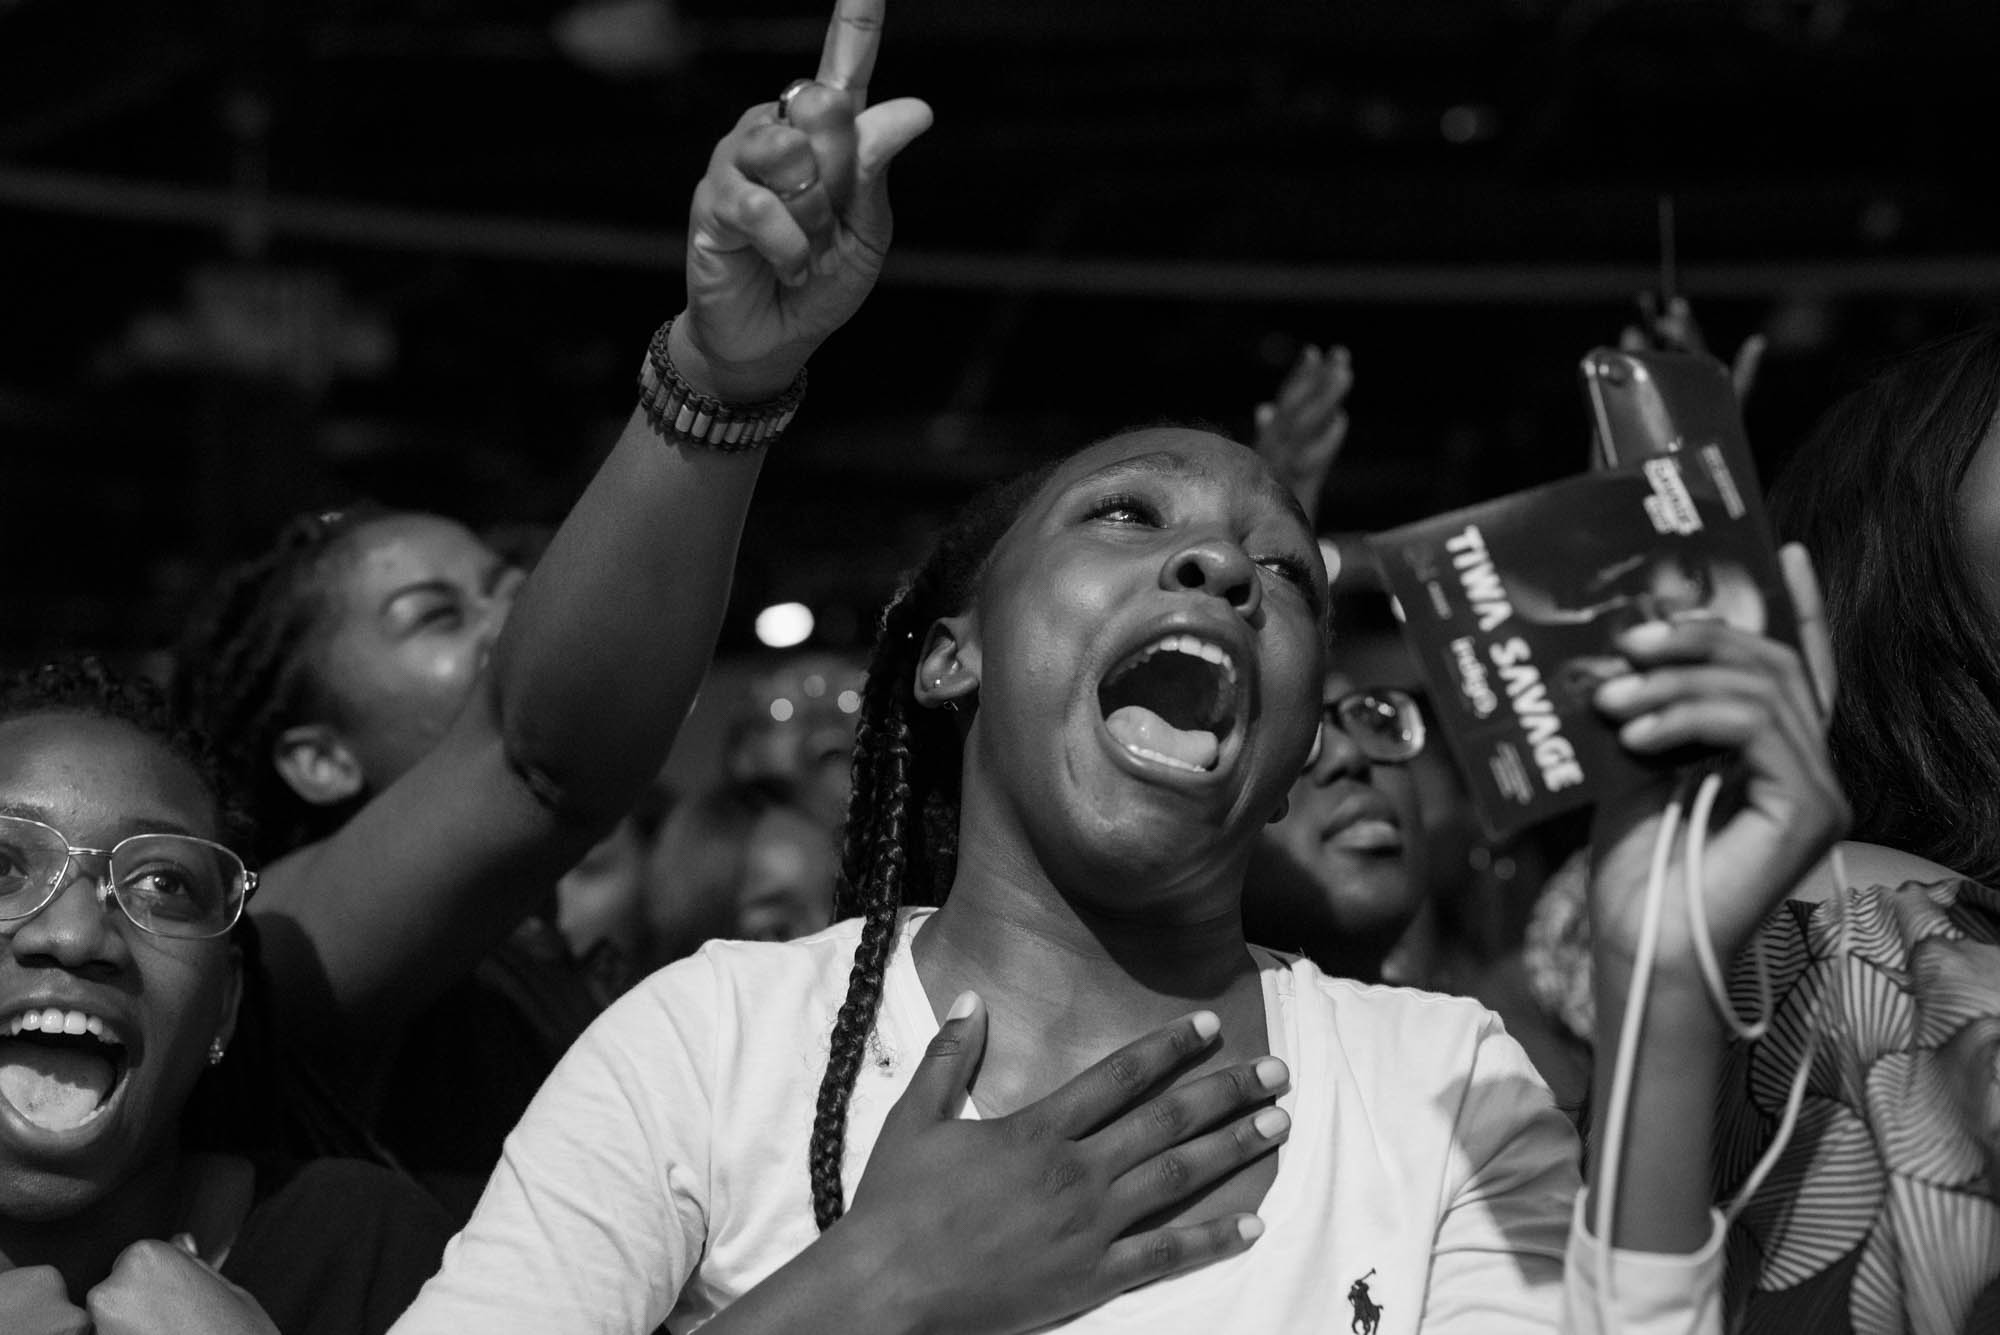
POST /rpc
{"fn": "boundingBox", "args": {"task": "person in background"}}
[554,781,674,996]
[167,0,881,1201]
[1247,347,1512,990]
[641,777,836,967]
[1715,323,2000,1332]
[0,660,453,1335]
[724,654,867,831]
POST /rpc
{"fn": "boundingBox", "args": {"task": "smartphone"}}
[1580,346,1752,476]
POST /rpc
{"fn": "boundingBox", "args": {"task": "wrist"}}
[790,1216,931,1335]
[1593,956,1728,1041]
[641,318,806,450]
[668,315,807,404]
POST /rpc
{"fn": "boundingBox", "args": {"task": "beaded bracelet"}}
[636,318,808,451]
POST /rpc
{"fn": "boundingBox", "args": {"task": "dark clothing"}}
[374,918,611,1223]
[222,1158,454,1335]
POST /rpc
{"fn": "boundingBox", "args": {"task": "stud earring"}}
[207,1038,227,1067]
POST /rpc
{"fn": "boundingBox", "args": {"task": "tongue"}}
[0,1040,115,1132]
[1105,705,1219,771]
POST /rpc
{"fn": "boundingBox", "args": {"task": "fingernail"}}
[1621,714,1660,744]
[1621,621,1672,652]
[1594,674,1642,708]
[1254,1057,1288,1091]
[1253,1107,1290,1139]
[1191,1011,1221,1041]
[945,991,977,1022]
[1237,1216,1266,1242]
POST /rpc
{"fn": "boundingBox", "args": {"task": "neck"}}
[0,1149,191,1295]
[912,819,1266,1114]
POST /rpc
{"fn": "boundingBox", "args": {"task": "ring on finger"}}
[776,77,815,124]
[768,172,821,203]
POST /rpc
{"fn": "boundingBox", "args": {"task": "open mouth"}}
[0,1010,130,1134]
[1097,633,1241,774]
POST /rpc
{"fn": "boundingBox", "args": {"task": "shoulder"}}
[1262,948,1531,1088]
[1758,846,2000,957]
[239,1157,455,1241]
[622,916,868,1020]
[1274,948,1507,1042]
[573,917,871,1079]
[224,1159,455,1335]
[1794,840,1974,901]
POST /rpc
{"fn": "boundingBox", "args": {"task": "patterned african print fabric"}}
[1716,877,2000,1335]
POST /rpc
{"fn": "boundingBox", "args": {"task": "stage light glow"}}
[755,602,814,649]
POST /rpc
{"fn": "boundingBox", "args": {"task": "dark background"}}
[5,0,1999,663]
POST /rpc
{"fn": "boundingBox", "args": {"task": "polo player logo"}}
[1346,1269,1383,1334]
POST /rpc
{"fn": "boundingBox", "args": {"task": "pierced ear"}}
[214,943,245,1055]
[272,724,365,807]
[912,615,981,711]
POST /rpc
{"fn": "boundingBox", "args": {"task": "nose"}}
[6,860,127,972]
[1161,538,1261,618]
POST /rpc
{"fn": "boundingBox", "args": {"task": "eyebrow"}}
[0,802,205,840]
[1072,451,1318,538]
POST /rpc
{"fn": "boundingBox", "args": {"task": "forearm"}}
[1583,964,1724,1254]
[486,318,778,824]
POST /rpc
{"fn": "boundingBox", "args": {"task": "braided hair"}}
[169,504,390,864]
[808,462,1057,1229]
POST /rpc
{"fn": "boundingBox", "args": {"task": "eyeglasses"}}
[0,815,257,941]
[1302,687,1426,771]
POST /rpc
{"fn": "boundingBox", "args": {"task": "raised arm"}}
[254,8,933,1046]
[1570,544,1848,1324]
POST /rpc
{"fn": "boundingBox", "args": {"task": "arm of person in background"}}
[1252,344,1351,531]
[252,0,934,1046]
[1563,544,1849,1330]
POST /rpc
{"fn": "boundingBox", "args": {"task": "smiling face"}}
[0,712,240,1222]
[1251,668,1427,963]
[948,428,1327,901]
[306,514,525,792]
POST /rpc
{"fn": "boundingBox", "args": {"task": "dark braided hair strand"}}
[808,464,1055,1230]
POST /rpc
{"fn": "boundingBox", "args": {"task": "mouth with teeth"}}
[1097,633,1241,775]
[0,1008,130,1134]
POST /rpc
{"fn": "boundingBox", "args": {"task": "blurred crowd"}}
[8,3,2000,1333]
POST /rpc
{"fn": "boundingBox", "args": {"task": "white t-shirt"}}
[392,910,1720,1334]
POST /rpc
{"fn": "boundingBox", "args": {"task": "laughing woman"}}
[389,7,1848,1330]
[0,662,452,1335]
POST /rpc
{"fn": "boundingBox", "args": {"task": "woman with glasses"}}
[1246,667,1439,986]
[0,660,452,1335]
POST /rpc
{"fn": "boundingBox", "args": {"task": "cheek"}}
[137,946,233,1060]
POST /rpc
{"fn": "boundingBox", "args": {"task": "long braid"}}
[170,505,386,863]
[808,465,1054,1229]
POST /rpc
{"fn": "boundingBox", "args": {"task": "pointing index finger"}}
[817,0,885,101]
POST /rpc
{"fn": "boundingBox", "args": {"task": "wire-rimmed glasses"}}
[1301,687,1427,771]
[0,814,257,941]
